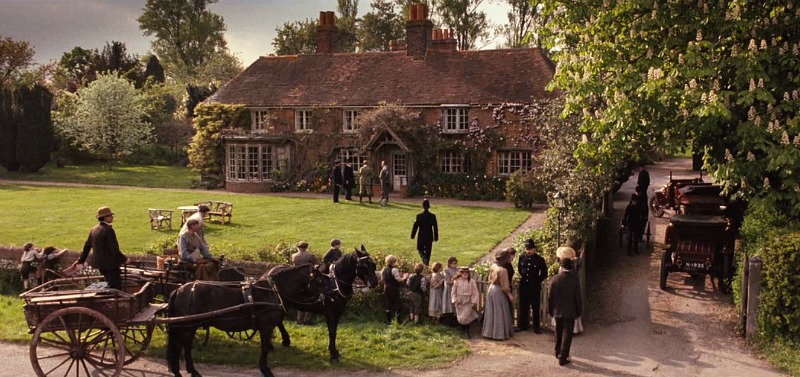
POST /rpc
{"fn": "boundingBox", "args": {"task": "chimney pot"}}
[316,10,338,53]
[409,5,418,20]
[319,11,326,25]
[417,4,428,20]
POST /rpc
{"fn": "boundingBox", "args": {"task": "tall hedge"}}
[0,88,20,171]
[15,85,54,172]
[760,231,800,341]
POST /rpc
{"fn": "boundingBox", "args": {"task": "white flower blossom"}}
[763,178,771,189]
[732,44,739,56]
[678,54,685,64]
[794,90,799,100]
[708,90,718,102]
[768,121,774,133]
[701,92,708,104]
[696,30,703,41]
[747,152,755,161]
[783,131,790,144]
[741,178,747,189]
[758,78,764,88]
[689,79,698,89]
[713,79,720,91]
[754,115,761,127]
[749,78,756,92]
[747,106,756,120]
[785,92,791,101]
[760,40,768,50]
[725,149,734,162]
[794,135,800,145]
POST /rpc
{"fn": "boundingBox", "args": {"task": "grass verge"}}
[758,337,800,376]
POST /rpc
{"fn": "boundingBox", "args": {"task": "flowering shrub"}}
[408,173,506,200]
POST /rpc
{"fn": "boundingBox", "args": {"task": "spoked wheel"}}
[650,196,665,217]
[96,323,154,366]
[30,307,124,377]
[226,329,258,341]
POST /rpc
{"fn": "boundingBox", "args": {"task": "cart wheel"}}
[659,251,670,290]
[226,329,257,341]
[650,196,665,217]
[96,323,154,366]
[30,307,124,377]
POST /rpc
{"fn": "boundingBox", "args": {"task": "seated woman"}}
[178,219,217,280]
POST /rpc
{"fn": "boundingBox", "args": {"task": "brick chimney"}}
[431,28,458,52]
[316,11,338,53]
[405,4,433,60]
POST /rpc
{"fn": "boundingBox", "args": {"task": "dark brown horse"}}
[270,246,378,362]
[166,264,317,377]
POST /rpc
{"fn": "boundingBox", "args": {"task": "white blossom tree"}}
[68,72,152,168]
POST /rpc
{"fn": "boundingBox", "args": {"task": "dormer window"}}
[343,109,361,133]
[441,107,469,133]
[251,110,270,132]
[295,109,313,132]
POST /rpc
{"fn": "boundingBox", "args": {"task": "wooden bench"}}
[195,201,233,224]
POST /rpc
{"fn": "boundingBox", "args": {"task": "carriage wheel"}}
[95,323,154,366]
[650,196,665,217]
[30,307,124,377]
[226,329,257,341]
[659,251,670,290]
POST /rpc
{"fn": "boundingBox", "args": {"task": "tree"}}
[58,46,100,89]
[143,54,166,84]
[541,0,800,218]
[14,85,54,172]
[0,36,35,88]
[68,73,152,168]
[498,0,540,48]
[359,0,405,51]
[0,88,19,171]
[96,41,141,85]
[438,0,491,50]
[272,19,318,55]
[195,50,243,85]
[337,0,360,52]
[138,0,227,80]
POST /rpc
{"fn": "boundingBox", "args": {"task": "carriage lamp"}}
[554,191,566,246]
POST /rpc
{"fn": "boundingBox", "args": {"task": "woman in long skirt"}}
[441,257,458,323]
[451,267,480,338]
[482,249,515,340]
[428,262,445,323]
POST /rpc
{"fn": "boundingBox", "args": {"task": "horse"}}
[165,263,319,377]
[270,245,378,362]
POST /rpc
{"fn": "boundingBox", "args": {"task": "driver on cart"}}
[178,219,218,280]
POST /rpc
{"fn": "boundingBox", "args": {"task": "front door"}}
[391,152,407,189]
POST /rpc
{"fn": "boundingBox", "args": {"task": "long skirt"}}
[481,284,514,340]
[428,286,443,317]
[442,282,455,314]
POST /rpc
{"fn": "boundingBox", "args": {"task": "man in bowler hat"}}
[548,257,582,366]
[517,238,547,333]
[332,160,343,203]
[411,199,438,266]
[73,206,130,289]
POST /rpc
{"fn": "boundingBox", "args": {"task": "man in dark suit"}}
[517,238,547,333]
[343,161,355,201]
[637,163,650,189]
[411,199,438,266]
[331,160,343,203]
[548,257,582,366]
[73,206,130,289]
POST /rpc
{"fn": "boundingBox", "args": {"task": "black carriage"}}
[649,171,706,217]
[659,214,736,293]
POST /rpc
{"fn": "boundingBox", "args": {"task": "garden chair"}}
[148,208,174,230]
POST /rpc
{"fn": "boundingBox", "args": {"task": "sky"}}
[0,0,511,68]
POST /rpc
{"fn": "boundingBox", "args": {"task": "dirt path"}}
[0,159,786,376]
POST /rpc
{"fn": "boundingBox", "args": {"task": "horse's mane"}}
[262,263,312,281]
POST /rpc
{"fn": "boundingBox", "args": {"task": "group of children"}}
[382,255,482,337]
[19,242,68,290]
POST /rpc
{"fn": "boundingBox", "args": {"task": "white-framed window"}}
[227,144,290,181]
[497,150,533,176]
[343,109,361,133]
[338,148,365,167]
[295,109,313,132]
[439,151,465,173]
[441,107,470,133]
[251,110,271,132]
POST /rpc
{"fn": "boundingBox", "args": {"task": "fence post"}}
[739,254,749,335]
[745,256,762,341]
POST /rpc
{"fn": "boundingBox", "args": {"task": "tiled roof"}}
[207,48,557,107]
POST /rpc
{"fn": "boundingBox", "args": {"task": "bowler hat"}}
[96,206,114,219]
[525,239,536,249]
[297,241,309,249]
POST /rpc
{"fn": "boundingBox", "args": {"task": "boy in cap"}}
[517,238,547,333]
[321,238,343,274]
[73,206,130,289]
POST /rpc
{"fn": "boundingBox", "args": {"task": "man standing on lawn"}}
[332,160,343,203]
[411,199,438,266]
[73,206,130,290]
[379,160,390,206]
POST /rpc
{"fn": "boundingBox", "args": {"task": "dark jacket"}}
[547,269,582,319]
[518,252,547,289]
[320,247,342,273]
[343,164,355,188]
[411,210,438,248]
[637,168,650,188]
[78,222,126,270]
[332,165,343,185]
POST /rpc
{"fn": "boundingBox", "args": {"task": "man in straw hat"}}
[548,257,582,366]
[73,206,130,289]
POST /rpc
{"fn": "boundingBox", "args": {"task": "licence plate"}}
[685,262,706,269]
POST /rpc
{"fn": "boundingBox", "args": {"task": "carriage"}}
[20,247,378,377]
[649,172,706,217]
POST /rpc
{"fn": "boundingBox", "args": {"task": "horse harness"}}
[183,279,285,328]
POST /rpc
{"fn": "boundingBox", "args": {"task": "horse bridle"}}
[328,254,373,298]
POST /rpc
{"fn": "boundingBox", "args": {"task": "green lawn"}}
[0,183,529,266]
[0,163,197,189]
